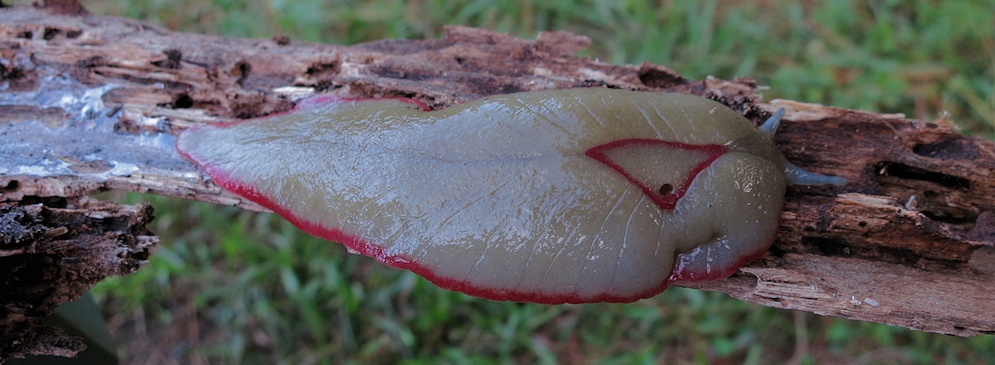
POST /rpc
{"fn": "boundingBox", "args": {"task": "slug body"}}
[176,88,843,304]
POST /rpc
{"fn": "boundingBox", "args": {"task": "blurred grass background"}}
[44,0,993,363]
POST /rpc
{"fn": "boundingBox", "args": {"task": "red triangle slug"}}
[176,88,844,304]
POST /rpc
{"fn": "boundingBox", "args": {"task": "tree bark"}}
[1,3,993,359]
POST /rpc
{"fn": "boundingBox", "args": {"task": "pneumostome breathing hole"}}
[658,183,673,195]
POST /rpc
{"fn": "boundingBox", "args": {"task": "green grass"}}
[80,0,995,364]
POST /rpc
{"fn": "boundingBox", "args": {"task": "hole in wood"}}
[912,139,979,160]
[2,180,19,192]
[874,161,970,190]
[173,93,194,109]
[637,66,684,89]
[151,49,183,69]
[306,60,340,76]
[919,210,975,225]
[806,236,851,257]
[43,27,60,41]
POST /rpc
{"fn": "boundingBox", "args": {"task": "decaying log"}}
[0,199,155,359]
[0,3,993,359]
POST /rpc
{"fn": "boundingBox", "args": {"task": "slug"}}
[176,88,845,304]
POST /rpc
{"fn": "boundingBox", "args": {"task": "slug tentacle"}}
[758,107,784,137]
[785,161,847,186]
[759,107,847,186]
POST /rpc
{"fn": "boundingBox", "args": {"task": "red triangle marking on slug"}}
[585,139,727,211]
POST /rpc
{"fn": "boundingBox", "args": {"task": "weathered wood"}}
[0,199,155,359]
[691,102,995,336]
[0,3,993,359]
